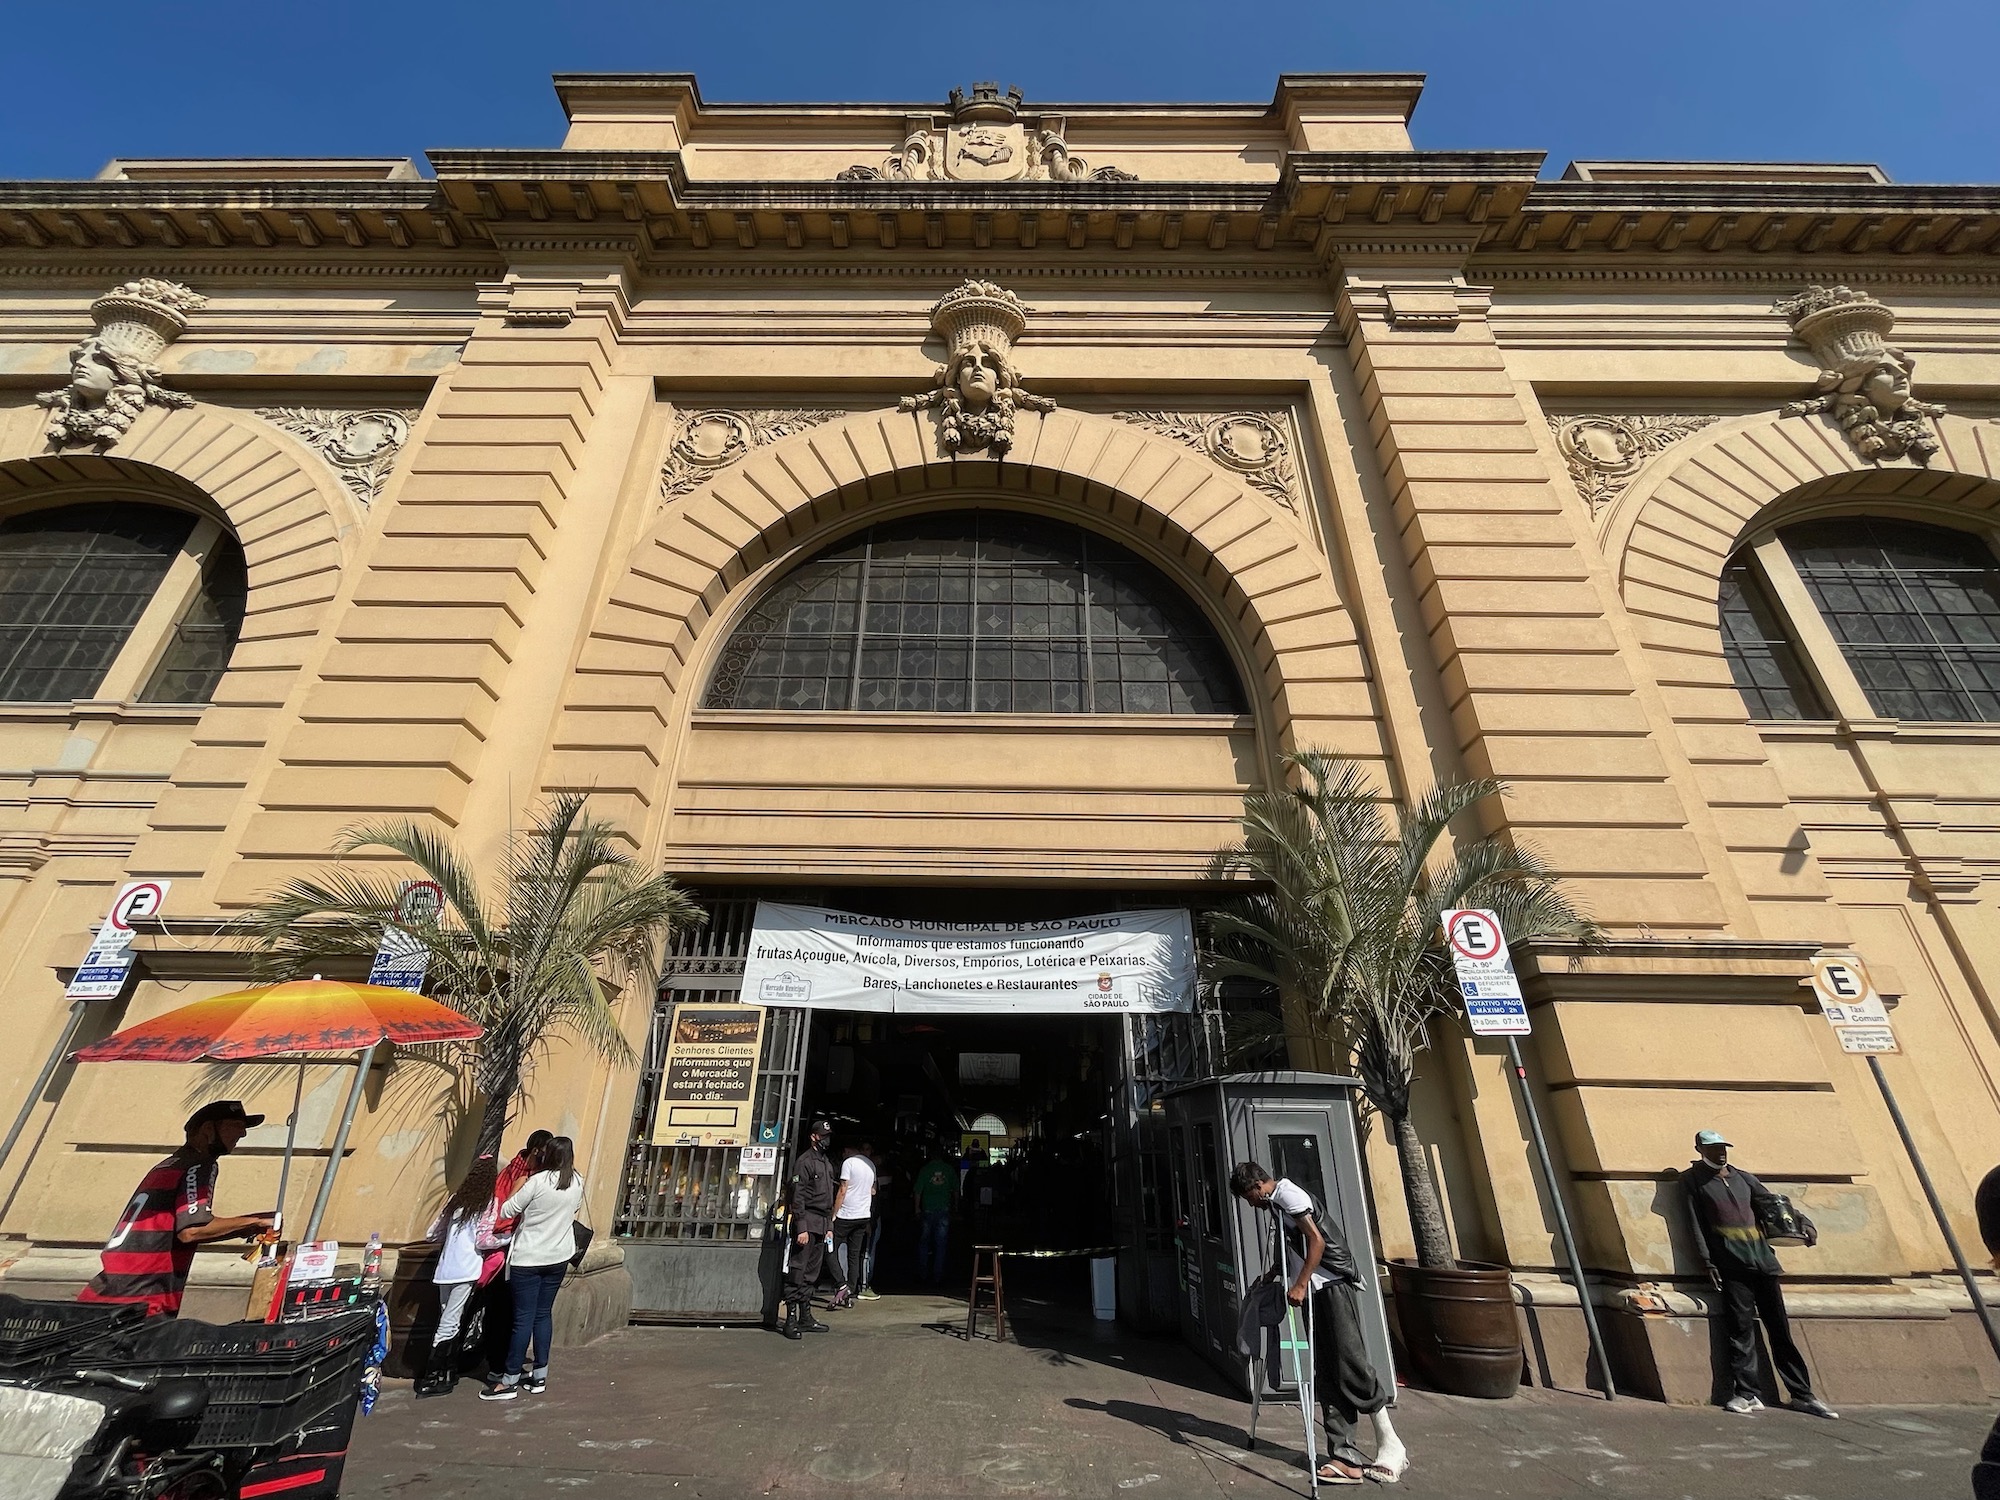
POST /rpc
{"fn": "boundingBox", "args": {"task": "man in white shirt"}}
[828,1140,878,1310]
[1230,1160,1407,1486]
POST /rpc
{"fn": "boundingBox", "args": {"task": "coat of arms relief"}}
[837,83,1137,184]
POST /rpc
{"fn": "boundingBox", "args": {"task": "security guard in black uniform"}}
[783,1118,837,1339]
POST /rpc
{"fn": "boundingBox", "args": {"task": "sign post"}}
[2,880,173,1192]
[1808,953,2000,1363]
[1442,908,1615,1400]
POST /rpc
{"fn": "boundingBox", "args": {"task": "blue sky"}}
[3,1,1994,183]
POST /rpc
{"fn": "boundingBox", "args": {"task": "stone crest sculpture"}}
[837,83,1137,184]
[39,279,204,448]
[1551,413,1720,517]
[1776,285,1943,464]
[659,407,843,503]
[1113,410,1302,513]
[899,281,1055,457]
[257,408,417,507]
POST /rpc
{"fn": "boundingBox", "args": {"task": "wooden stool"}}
[966,1245,1007,1342]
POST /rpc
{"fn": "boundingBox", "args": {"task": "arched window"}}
[1784,518,2000,722]
[1719,516,2000,724]
[704,512,1246,715]
[0,502,247,705]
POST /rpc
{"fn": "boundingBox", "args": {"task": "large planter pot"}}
[1389,1258,1523,1399]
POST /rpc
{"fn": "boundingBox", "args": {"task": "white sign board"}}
[738,1145,778,1177]
[1810,953,1899,1055]
[1442,907,1530,1036]
[290,1239,340,1285]
[368,879,442,992]
[66,880,172,1001]
[740,902,1195,1016]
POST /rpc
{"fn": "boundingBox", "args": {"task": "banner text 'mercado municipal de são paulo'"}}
[738,901,1195,1016]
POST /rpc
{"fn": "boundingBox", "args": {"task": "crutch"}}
[1282,1295,1319,1497]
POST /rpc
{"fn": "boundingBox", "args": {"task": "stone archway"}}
[544,403,1382,874]
[0,403,361,900]
[1601,410,2000,940]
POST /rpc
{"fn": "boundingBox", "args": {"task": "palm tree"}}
[1206,750,1599,1269]
[228,792,703,1159]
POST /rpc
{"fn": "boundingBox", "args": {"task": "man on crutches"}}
[1231,1161,1409,1486]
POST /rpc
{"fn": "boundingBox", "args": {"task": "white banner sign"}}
[740,901,1195,1015]
[67,880,172,1001]
[1809,953,1899,1055]
[1441,907,1530,1036]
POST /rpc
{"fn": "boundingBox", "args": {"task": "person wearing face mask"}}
[1680,1128,1837,1418]
[782,1119,837,1339]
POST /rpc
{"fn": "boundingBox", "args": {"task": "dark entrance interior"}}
[801,1008,1117,1302]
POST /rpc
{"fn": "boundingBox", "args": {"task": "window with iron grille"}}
[703,511,1246,715]
[1785,517,2000,722]
[1717,556,1826,720]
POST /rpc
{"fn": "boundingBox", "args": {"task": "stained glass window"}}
[1785,518,2000,722]
[705,512,1246,715]
[141,535,248,704]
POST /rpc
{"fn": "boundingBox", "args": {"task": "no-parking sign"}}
[66,880,172,1001]
[1442,907,1530,1036]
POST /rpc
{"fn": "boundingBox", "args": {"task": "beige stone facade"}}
[2,72,1999,1402]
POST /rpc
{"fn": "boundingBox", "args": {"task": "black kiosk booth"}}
[1161,1072,1396,1400]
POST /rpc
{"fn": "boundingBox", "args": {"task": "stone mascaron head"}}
[38,279,205,449]
[1776,285,1943,464]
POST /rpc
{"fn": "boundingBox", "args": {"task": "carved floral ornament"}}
[39,279,205,449]
[1776,285,1944,464]
[659,408,843,503]
[1112,411,1302,513]
[837,82,1138,184]
[256,408,418,507]
[898,280,1056,457]
[1551,414,1720,517]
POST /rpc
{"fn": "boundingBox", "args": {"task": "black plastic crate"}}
[0,1294,148,1379]
[73,1307,376,1450]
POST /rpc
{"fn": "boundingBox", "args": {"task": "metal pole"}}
[1507,1036,1617,1400]
[303,1043,378,1242]
[271,1059,307,1239]
[1867,1054,2000,1362]
[0,999,88,1192]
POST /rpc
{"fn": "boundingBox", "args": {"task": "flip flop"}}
[1316,1460,1365,1485]
[1363,1458,1408,1484]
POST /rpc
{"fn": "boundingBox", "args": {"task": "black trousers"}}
[1719,1265,1815,1401]
[1310,1282,1388,1467]
[833,1217,871,1292]
[786,1226,826,1309]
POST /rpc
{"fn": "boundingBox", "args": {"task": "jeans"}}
[916,1208,951,1283]
[503,1262,567,1380]
[833,1217,871,1293]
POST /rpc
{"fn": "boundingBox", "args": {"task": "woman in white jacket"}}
[481,1135,585,1400]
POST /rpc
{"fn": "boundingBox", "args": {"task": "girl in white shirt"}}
[417,1154,508,1399]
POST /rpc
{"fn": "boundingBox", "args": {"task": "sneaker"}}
[524,1371,547,1395]
[1721,1395,1759,1415]
[858,1287,882,1301]
[1790,1396,1839,1420]
[479,1381,520,1402]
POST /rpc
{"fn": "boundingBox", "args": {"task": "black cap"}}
[808,1118,833,1137]
[185,1100,264,1133]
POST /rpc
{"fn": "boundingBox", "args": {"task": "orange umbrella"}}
[74,977,481,1063]
[74,978,482,1243]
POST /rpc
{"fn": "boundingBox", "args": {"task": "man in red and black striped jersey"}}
[79,1100,276,1317]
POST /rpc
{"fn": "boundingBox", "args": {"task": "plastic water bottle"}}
[361,1231,383,1291]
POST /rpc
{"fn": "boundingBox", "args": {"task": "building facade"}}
[2,72,1999,1402]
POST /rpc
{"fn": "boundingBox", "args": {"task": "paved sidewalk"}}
[345,1291,1990,1498]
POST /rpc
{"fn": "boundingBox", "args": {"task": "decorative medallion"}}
[256,408,417,507]
[659,408,843,503]
[898,281,1055,457]
[1776,285,1944,464]
[1111,409,1302,513]
[837,83,1137,184]
[1550,413,1720,517]
[39,279,204,449]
